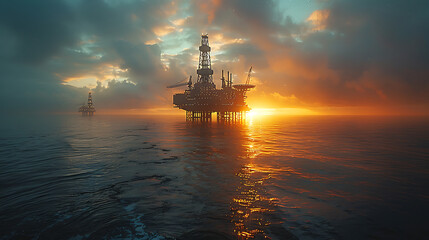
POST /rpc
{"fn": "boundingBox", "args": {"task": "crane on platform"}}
[167,75,192,89]
[246,66,253,85]
[232,66,255,93]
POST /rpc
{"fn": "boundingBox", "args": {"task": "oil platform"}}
[168,34,255,123]
[78,92,96,116]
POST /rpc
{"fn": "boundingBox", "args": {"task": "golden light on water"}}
[231,164,275,239]
[247,108,318,119]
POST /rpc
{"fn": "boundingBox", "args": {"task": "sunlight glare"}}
[247,108,317,118]
[247,108,276,118]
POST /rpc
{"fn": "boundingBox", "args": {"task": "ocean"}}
[0,114,428,240]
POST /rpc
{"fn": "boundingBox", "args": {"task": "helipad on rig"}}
[168,34,255,123]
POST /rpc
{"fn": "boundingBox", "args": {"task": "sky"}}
[0,0,428,115]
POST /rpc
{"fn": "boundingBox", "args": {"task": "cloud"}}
[302,0,429,105]
[192,0,429,108]
[307,9,330,31]
[0,0,78,64]
[0,0,184,112]
[0,0,428,114]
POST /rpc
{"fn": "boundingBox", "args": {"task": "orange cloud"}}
[307,9,330,31]
[145,38,162,45]
[210,33,246,52]
[61,64,129,89]
[171,17,189,26]
[198,0,222,23]
[152,24,176,37]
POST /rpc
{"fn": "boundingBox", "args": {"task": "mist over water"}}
[0,114,428,239]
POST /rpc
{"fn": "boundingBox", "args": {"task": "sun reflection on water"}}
[231,164,276,239]
[183,115,293,239]
[228,114,273,239]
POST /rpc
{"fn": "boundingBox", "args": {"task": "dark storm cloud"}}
[78,0,171,41]
[322,0,429,80]
[0,61,88,111]
[0,0,78,64]
[215,43,269,72]
[113,41,162,77]
[296,0,429,105]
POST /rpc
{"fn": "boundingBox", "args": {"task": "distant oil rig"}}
[78,92,96,116]
[168,34,255,123]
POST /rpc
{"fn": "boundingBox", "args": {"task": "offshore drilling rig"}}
[168,34,255,123]
[78,92,96,116]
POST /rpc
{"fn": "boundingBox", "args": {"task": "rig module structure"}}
[168,34,255,123]
[78,92,96,116]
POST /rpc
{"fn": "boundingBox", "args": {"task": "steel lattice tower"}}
[87,92,93,107]
[196,35,214,85]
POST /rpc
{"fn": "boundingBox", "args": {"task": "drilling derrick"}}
[197,35,214,86]
[170,34,255,123]
[78,92,96,116]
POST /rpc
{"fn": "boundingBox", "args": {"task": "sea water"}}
[0,114,428,239]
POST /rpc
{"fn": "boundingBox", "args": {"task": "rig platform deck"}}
[169,35,255,123]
